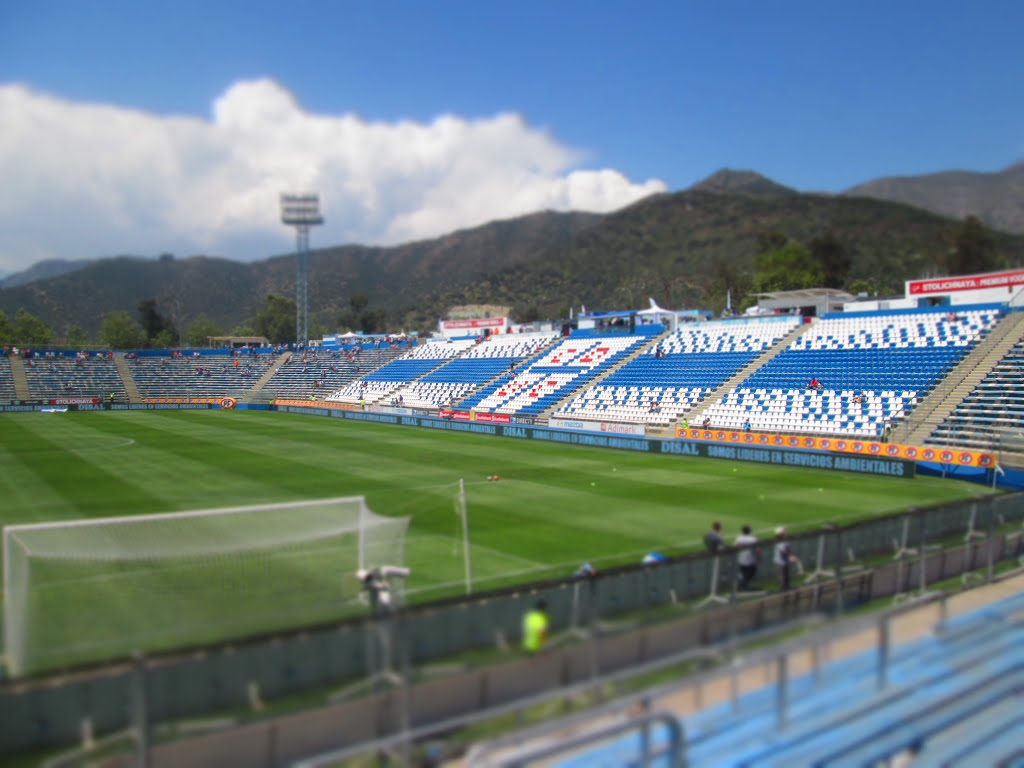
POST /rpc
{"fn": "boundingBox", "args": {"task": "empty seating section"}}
[467,335,645,415]
[260,347,406,401]
[553,317,800,426]
[131,353,272,399]
[24,353,125,401]
[929,334,1024,450]
[326,339,476,404]
[701,307,1002,437]
[0,356,15,402]
[556,590,1024,768]
[384,333,558,408]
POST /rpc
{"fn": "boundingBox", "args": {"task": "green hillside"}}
[3,173,1024,338]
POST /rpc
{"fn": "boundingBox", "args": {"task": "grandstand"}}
[698,305,1004,437]
[462,334,648,416]
[258,345,406,401]
[23,352,126,401]
[928,334,1024,451]
[327,337,478,405]
[368,332,558,409]
[2,302,1024,459]
[0,355,15,401]
[552,316,800,427]
[129,352,273,400]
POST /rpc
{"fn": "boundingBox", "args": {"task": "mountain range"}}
[1,164,1023,338]
[844,162,1024,235]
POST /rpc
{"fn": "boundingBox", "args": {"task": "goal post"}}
[2,497,410,678]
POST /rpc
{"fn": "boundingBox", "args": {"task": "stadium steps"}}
[113,352,142,402]
[242,352,293,403]
[7,355,31,400]
[896,310,1024,446]
[679,319,815,426]
[534,330,673,422]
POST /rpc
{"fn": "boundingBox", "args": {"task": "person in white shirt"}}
[735,525,760,590]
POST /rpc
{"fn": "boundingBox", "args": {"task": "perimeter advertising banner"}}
[674,426,994,469]
[907,269,1024,295]
[275,403,916,478]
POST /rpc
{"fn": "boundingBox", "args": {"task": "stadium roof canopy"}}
[754,288,855,316]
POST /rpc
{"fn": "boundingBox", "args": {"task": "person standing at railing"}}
[736,525,761,590]
[704,521,724,554]
[773,528,801,591]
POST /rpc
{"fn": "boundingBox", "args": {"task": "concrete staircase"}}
[7,355,31,400]
[242,352,293,404]
[681,320,815,425]
[536,331,672,422]
[113,353,142,402]
[895,311,1024,446]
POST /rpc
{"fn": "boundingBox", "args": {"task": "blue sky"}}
[0,0,1021,272]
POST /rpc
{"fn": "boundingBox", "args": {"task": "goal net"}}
[2,497,410,678]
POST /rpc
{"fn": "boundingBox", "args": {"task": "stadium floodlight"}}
[2,497,408,678]
[280,193,324,347]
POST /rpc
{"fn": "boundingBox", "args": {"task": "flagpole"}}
[459,479,473,594]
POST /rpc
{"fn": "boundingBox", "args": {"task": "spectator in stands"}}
[808,378,823,391]
[743,418,751,432]
[773,528,801,591]
[704,521,724,554]
[735,525,760,590]
[522,599,550,653]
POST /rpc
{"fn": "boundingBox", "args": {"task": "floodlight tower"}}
[280,193,324,347]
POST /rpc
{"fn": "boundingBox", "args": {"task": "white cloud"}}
[0,79,666,273]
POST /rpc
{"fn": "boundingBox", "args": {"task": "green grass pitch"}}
[0,409,986,671]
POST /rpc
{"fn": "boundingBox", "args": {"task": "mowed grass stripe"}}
[131,411,500,512]
[0,415,167,520]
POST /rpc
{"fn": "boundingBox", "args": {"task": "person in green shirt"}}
[522,599,550,653]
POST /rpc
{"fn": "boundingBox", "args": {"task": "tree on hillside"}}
[753,242,824,293]
[0,309,11,342]
[63,324,89,348]
[757,231,789,254]
[946,216,1000,275]
[138,299,178,347]
[152,329,178,349]
[184,314,224,348]
[255,295,296,344]
[709,259,754,313]
[810,233,852,289]
[101,311,147,350]
[13,309,55,346]
[339,294,387,334]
